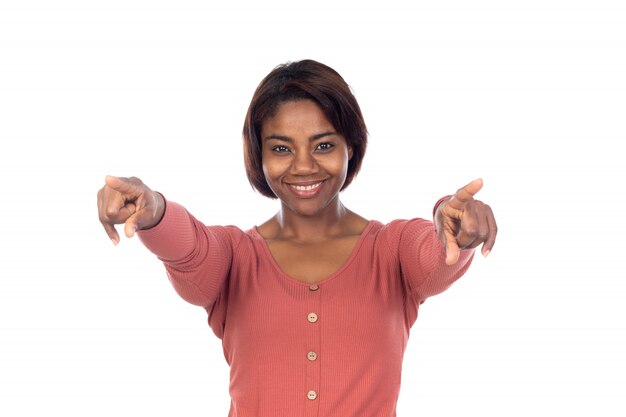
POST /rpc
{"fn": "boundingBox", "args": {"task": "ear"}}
[348,145,354,160]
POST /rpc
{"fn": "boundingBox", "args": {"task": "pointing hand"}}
[97,176,165,245]
[435,179,497,265]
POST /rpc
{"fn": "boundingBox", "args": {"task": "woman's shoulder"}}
[254,217,280,240]
[358,217,434,246]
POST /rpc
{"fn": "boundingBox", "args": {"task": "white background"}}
[1,0,625,415]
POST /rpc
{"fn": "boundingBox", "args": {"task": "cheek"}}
[330,151,351,175]
[260,149,272,177]
[261,155,286,181]
[329,160,348,176]
[261,161,273,180]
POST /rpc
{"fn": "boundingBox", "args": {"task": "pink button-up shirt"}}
[139,200,473,417]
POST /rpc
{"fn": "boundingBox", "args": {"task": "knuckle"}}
[104,206,119,219]
[128,176,143,186]
[463,225,478,237]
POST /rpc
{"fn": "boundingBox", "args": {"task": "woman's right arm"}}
[97,175,235,307]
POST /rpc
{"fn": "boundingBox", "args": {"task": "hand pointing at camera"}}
[97,176,165,245]
[435,178,497,265]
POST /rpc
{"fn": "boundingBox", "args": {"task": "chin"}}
[287,204,326,217]
[282,197,335,217]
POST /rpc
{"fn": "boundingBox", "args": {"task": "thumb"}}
[123,206,141,238]
[443,231,461,265]
[123,199,161,238]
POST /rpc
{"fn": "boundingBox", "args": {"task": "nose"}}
[291,150,319,175]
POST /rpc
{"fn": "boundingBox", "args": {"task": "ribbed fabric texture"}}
[138,200,474,417]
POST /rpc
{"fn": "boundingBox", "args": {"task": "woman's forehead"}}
[261,100,335,137]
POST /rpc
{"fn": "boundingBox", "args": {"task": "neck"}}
[275,198,352,242]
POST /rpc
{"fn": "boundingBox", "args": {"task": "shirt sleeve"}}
[384,218,474,304]
[137,199,243,308]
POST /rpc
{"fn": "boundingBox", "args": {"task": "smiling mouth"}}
[289,181,324,191]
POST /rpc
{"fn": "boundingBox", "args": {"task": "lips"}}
[290,182,323,191]
[286,180,326,197]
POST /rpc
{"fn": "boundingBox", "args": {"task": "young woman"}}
[97,59,497,417]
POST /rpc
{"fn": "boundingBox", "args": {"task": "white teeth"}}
[291,182,322,191]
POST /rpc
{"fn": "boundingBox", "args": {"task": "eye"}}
[315,142,335,152]
[272,145,291,153]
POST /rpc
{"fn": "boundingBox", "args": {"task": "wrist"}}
[433,195,452,218]
[142,191,167,230]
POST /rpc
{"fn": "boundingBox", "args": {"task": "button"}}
[307,351,318,361]
[309,284,319,291]
[307,312,318,323]
[307,390,317,400]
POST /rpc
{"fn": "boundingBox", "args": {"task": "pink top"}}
[138,200,474,417]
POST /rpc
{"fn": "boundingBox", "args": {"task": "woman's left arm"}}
[392,178,496,303]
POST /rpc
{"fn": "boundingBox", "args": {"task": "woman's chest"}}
[220,269,410,365]
[266,236,360,284]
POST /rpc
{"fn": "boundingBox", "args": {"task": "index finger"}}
[447,178,483,210]
[105,175,141,196]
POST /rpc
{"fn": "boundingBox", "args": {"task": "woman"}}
[97,59,497,416]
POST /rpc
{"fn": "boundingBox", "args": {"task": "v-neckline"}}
[250,221,377,287]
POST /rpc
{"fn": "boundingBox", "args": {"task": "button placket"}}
[304,284,322,415]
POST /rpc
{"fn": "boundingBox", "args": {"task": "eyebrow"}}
[263,131,337,142]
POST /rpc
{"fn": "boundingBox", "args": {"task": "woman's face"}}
[261,99,353,217]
